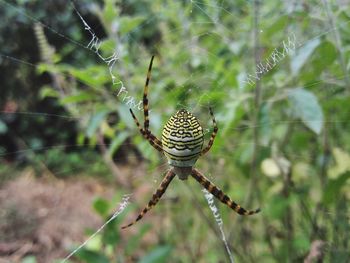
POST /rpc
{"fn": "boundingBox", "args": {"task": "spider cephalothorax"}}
[121,56,260,229]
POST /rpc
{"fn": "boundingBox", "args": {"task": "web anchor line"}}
[61,194,131,263]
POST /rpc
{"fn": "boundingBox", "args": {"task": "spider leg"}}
[141,56,162,143]
[191,168,260,215]
[121,169,176,229]
[143,55,154,134]
[129,109,163,152]
[129,56,163,151]
[201,107,218,155]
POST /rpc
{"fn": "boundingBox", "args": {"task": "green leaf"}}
[288,88,323,134]
[36,63,54,74]
[221,100,241,135]
[102,0,119,23]
[86,110,110,138]
[40,85,59,99]
[93,198,110,217]
[126,224,151,255]
[311,40,337,74]
[267,194,290,219]
[76,249,109,263]
[293,233,310,252]
[98,39,117,56]
[263,15,288,39]
[61,92,96,104]
[120,16,146,35]
[118,104,136,129]
[221,93,250,136]
[69,67,110,88]
[102,216,120,246]
[291,38,320,76]
[138,246,172,263]
[329,148,350,178]
[108,131,129,156]
[0,119,8,134]
[21,256,37,263]
[259,102,271,146]
[323,171,350,205]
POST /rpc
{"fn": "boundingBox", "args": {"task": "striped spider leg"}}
[129,55,163,152]
[191,169,261,215]
[122,57,260,229]
[121,169,176,229]
[201,107,218,155]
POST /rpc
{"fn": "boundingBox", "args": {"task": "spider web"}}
[0,0,350,262]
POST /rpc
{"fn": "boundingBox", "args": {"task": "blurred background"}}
[0,0,350,262]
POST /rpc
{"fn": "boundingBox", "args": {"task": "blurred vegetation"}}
[1,0,350,262]
[73,196,172,263]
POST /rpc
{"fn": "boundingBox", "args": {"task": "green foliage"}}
[0,119,8,134]
[66,196,170,263]
[291,38,321,76]
[138,246,172,263]
[21,256,37,263]
[288,87,323,134]
[76,250,110,263]
[323,171,350,205]
[0,0,99,168]
[1,0,350,262]
[39,0,350,261]
[32,148,111,178]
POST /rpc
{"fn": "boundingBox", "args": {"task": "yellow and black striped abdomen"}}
[162,109,204,167]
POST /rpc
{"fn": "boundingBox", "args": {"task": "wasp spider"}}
[122,56,260,229]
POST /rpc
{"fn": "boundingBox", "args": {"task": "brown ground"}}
[0,169,116,263]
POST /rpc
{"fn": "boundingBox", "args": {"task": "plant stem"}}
[282,164,293,261]
[323,0,350,91]
[97,130,128,187]
[247,0,262,206]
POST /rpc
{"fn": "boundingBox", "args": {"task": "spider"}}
[121,56,260,229]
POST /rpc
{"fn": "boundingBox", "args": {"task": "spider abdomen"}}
[162,109,204,167]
